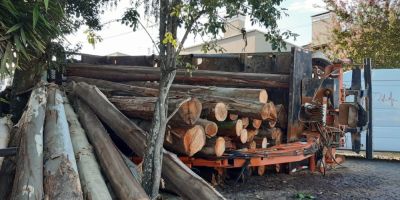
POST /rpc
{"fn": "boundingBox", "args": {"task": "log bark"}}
[165,125,206,156]
[64,98,112,200]
[67,63,290,88]
[275,104,287,128]
[197,137,225,157]
[195,118,218,137]
[124,81,268,103]
[216,120,243,137]
[109,96,202,125]
[11,83,47,200]
[237,141,256,150]
[43,85,83,200]
[73,82,225,200]
[246,129,259,143]
[0,116,12,168]
[258,128,283,145]
[76,99,149,200]
[229,114,238,121]
[227,101,275,120]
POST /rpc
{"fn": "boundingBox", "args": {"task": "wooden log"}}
[202,102,228,122]
[275,104,287,128]
[253,137,268,148]
[43,85,83,200]
[265,102,278,127]
[165,125,206,156]
[195,119,218,137]
[251,119,262,129]
[237,141,256,150]
[123,81,268,103]
[109,96,202,125]
[68,76,159,96]
[257,166,266,176]
[224,137,237,150]
[11,83,47,200]
[227,101,275,120]
[64,98,112,200]
[229,114,238,121]
[246,129,259,143]
[0,117,12,168]
[73,82,225,200]
[241,117,249,129]
[239,129,248,144]
[67,63,290,88]
[76,100,149,200]
[258,128,283,145]
[134,120,206,156]
[216,120,243,137]
[197,137,226,157]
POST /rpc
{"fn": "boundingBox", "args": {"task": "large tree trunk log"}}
[195,118,218,137]
[76,100,149,200]
[109,96,202,125]
[246,129,259,143]
[197,137,225,157]
[165,125,206,156]
[251,119,263,129]
[227,101,276,120]
[67,63,290,88]
[73,82,225,200]
[0,117,12,168]
[216,120,243,137]
[43,85,83,200]
[11,83,47,200]
[64,98,112,200]
[123,81,268,103]
[68,76,160,96]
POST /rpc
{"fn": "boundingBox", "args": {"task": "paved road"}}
[218,158,400,200]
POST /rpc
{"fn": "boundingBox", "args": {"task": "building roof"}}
[183,29,298,51]
[311,11,331,18]
[106,52,131,57]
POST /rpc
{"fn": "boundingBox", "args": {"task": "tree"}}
[324,0,400,67]
[120,0,297,198]
[0,0,116,122]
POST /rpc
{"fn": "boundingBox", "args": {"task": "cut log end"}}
[214,137,226,157]
[183,125,206,156]
[214,102,228,121]
[205,123,218,138]
[259,89,268,103]
[262,137,268,148]
[235,119,243,136]
[180,98,202,125]
[239,129,248,144]
[252,119,262,129]
[258,165,266,176]
[268,120,277,128]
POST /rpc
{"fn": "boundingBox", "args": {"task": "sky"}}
[65,0,327,56]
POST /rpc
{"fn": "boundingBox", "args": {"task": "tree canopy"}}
[324,0,400,68]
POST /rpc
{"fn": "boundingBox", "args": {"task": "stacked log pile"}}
[67,64,288,159]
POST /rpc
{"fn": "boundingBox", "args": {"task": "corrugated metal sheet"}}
[342,69,400,152]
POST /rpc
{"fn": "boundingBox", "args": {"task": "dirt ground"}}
[217,158,400,200]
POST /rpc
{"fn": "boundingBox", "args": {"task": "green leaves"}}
[44,0,49,11]
[162,32,177,48]
[6,23,22,34]
[33,4,39,28]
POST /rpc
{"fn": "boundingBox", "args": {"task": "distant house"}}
[310,11,335,50]
[181,16,297,54]
[106,52,131,57]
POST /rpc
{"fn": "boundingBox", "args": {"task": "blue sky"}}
[65,0,327,55]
